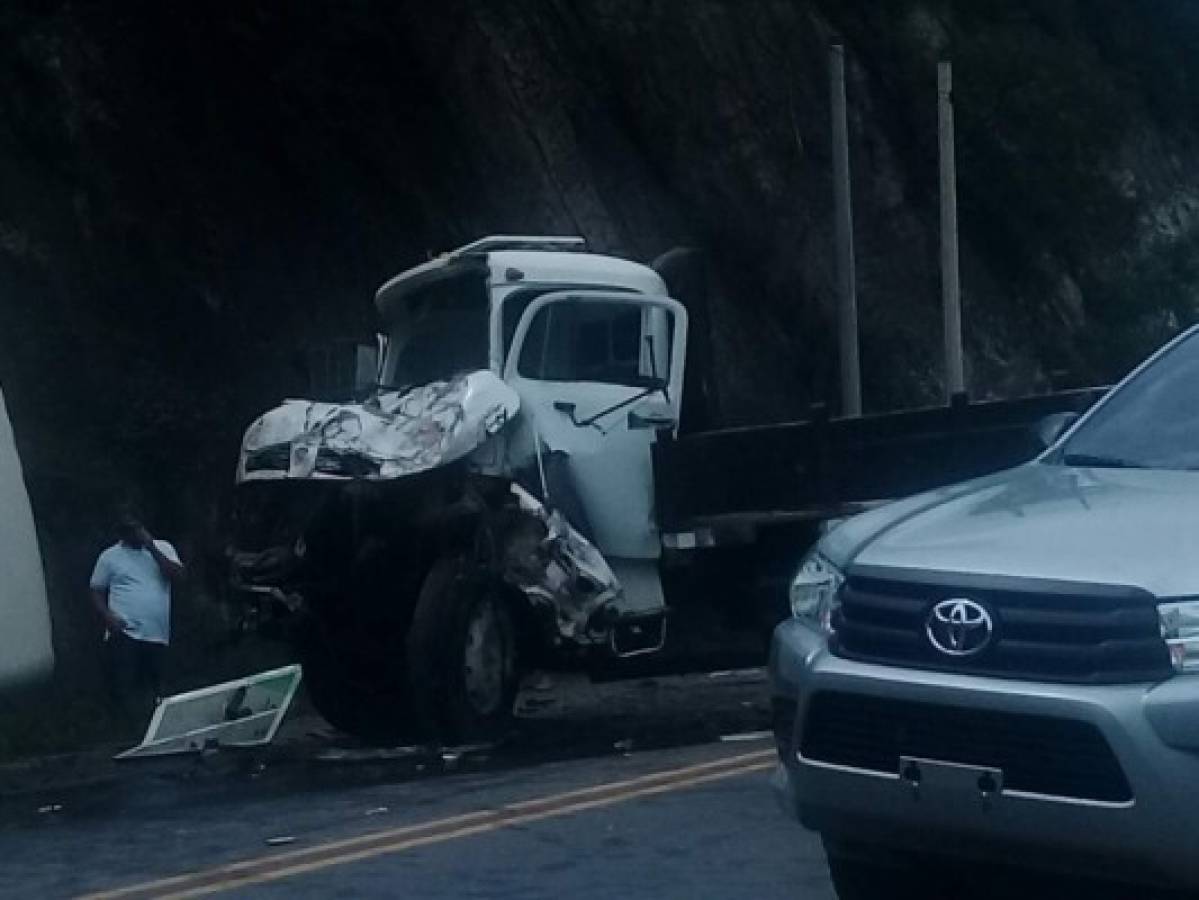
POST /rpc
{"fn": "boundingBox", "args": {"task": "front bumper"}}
[769,618,1199,889]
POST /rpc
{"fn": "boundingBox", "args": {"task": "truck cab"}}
[375,236,688,652]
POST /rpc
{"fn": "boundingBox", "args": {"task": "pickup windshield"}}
[1058,329,1199,470]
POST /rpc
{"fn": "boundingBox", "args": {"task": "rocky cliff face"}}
[2,1,1199,730]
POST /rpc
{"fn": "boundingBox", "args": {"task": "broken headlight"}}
[789,551,844,633]
[243,443,380,478]
[1159,600,1199,673]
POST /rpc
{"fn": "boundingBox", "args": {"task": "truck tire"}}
[297,618,410,744]
[406,556,520,743]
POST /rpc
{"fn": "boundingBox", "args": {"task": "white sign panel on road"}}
[116,664,302,760]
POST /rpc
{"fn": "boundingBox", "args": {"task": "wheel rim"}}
[462,596,511,716]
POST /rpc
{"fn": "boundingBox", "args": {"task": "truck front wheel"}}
[297,617,410,744]
[407,557,520,744]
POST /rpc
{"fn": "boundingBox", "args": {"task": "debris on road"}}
[528,673,556,692]
[313,745,428,764]
[441,743,494,756]
[718,731,772,743]
[708,669,766,683]
[264,836,296,846]
[36,804,63,814]
[115,665,302,760]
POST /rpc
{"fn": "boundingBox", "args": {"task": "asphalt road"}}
[0,670,837,899]
[0,739,832,900]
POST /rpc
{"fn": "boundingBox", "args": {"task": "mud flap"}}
[115,665,302,760]
[610,613,667,657]
[608,559,667,657]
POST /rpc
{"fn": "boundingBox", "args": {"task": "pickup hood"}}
[237,370,519,482]
[826,462,1199,598]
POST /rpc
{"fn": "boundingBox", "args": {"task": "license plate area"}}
[900,755,1004,800]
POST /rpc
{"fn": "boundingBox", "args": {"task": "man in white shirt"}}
[89,510,186,729]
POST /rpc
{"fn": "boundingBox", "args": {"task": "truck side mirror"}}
[628,400,677,431]
[1035,411,1079,449]
[301,340,381,401]
[353,343,381,395]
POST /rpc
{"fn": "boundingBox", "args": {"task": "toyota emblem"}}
[926,598,993,657]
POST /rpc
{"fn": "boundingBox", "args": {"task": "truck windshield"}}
[382,300,489,389]
[1058,329,1199,470]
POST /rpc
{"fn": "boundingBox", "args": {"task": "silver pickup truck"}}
[771,324,1199,898]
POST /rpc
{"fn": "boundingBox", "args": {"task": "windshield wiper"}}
[1060,452,1145,469]
[555,383,664,430]
[554,335,671,430]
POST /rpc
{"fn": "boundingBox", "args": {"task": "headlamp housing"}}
[1159,600,1199,673]
[789,552,844,633]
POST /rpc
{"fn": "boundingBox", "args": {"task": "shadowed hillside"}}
[2,0,1199,752]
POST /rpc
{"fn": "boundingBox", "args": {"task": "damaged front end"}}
[229,369,635,660]
[497,483,624,653]
[237,370,520,483]
[228,479,348,636]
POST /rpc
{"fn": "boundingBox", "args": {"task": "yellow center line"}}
[79,748,776,900]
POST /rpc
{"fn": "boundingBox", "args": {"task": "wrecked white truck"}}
[229,236,1104,743]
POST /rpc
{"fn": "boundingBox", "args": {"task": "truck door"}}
[504,292,687,651]
[0,384,54,688]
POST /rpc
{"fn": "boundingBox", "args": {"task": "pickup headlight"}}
[1159,600,1199,672]
[789,552,844,633]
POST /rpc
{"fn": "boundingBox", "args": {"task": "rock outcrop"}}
[2,1,1198,717]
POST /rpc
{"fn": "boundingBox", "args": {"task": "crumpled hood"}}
[237,370,520,482]
[827,462,1199,597]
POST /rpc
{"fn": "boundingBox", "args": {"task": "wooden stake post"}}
[830,45,862,417]
[939,61,965,399]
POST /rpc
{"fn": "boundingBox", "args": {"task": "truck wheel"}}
[407,557,520,743]
[297,619,410,744]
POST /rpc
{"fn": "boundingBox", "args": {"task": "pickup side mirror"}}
[628,400,677,432]
[1035,411,1079,450]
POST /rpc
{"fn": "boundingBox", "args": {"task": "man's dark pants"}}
[106,631,165,735]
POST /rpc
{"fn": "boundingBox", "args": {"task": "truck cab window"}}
[500,285,639,361]
[518,301,661,387]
